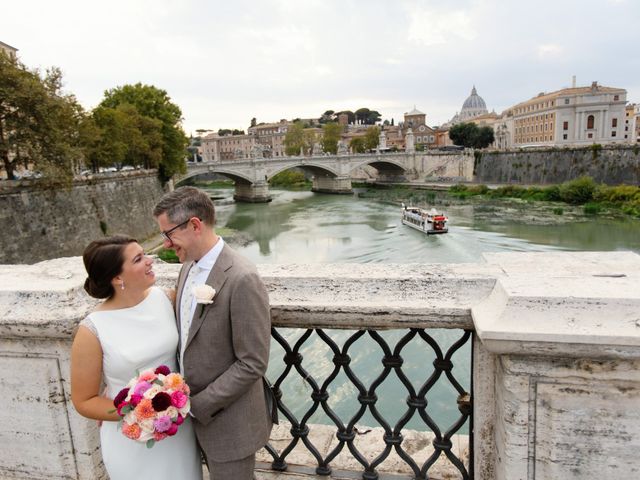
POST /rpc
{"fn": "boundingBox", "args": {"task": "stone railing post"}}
[472,252,640,480]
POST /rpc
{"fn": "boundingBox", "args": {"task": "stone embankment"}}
[0,170,166,264]
[474,145,640,185]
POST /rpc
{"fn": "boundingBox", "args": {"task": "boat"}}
[401,203,449,234]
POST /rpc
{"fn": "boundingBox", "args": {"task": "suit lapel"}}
[184,245,232,351]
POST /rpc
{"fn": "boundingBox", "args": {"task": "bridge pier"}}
[311,175,353,194]
[233,181,272,203]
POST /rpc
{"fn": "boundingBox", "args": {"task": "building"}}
[0,41,17,58]
[436,86,492,148]
[446,86,490,126]
[506,81,627,147]
[200,132,256,162]
[625,104,639,143]
[247,120,292,158]
[201,119,298,162]
[403,107,436,148]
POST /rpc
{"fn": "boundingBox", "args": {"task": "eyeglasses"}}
[160,218,192,243]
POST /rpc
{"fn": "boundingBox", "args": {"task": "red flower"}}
[113,388,129,408]
[166,423,179,436]
[151,392,172,412]
[175,414,184,426]
[154,365,171,376]
[130,394,143,407]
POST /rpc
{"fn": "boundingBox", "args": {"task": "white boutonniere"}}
[194,285,216,304]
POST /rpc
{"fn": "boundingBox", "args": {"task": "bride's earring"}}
[121,280,125,290]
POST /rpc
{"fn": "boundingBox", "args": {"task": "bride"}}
[71,235,202,480]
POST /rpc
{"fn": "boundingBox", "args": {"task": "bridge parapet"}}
[5,253,638,479]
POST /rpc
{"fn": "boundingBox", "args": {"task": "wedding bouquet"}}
[111,365,191,448]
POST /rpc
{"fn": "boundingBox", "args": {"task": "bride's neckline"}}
[93,287,155,314]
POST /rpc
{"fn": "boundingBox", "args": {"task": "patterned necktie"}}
[179,264,200,374]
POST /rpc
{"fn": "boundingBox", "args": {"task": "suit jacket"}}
[176,244,272,462]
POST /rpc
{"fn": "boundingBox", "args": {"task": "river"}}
[203,186,640,433]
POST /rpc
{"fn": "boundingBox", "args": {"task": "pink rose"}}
[175,414,184,426]
[133,381,152,397]
[138,370,157,382]
[171,391,188,409]
[129,394,143,407]
[166,423,179,436]
[153,431,168,442]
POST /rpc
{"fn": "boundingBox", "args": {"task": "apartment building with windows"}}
[508,81,626,147]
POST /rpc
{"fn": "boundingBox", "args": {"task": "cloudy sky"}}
[3,0,639,135]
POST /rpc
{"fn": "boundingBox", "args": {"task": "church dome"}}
[461,86,487,112]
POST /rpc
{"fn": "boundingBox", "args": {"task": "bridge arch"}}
[266,162,340,181]
[349,158,407,176]
[175,167,254,186]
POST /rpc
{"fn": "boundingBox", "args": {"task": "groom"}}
[154,186,273,480]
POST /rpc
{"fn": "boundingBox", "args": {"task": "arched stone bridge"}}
[175,151,470,202]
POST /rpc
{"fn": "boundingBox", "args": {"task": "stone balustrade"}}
[1,252,639,479]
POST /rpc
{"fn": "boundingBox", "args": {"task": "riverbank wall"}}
[474,145,640,185]
[0,170,166,264]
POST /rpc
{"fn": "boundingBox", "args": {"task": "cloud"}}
[537,44,564,60]
[407,7,476,46]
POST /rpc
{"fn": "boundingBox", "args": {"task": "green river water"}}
[203,186,640,433]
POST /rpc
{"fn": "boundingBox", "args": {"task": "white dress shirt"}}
[179,237,224,372]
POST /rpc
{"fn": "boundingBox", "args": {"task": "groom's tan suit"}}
[176,244,272,473]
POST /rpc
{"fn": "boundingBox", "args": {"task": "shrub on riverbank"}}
[448,177,640,217]
[269,170,310,187]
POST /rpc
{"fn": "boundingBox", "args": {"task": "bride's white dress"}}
[81,286,203,480]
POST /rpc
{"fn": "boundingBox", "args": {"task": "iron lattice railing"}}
[264,327,473,480]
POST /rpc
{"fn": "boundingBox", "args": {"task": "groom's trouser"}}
[207,453,256,480]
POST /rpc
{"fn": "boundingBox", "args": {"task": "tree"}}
[284,121,316,156]
[364,126,380,151]
[475,126,495,148]
[448,122,495,149]
[349,137,366,153]
[320,122,342,154]
[319,110,335,124]
[0,54,84,181]
[355,108,382,125]
[99,83,188,181]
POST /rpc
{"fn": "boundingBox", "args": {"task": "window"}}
[612,131,616,137]
[564,99,570,105]
[563,121,569,130]
[612,118,618,128]
[563,134,568,140]
[588,133,593,139]
[614,95,619,101]
[587,115,595,129]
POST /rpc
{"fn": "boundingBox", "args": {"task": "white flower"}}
[143,385,162,399]
[194,284,216,304]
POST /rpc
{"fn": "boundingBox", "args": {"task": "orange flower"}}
[164,373,184,390]
[134,398,156,420]
[122,422,141,440]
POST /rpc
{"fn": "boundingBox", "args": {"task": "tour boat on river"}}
[401,204,449,235]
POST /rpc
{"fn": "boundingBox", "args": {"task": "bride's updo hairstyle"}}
[83,235,137,299]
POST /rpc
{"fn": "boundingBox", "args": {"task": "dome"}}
[461,86,487,112]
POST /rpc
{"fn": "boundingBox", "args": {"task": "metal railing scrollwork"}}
[264,326,473,480]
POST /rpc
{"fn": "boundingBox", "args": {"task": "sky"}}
[3,0,639,135]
